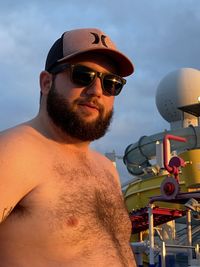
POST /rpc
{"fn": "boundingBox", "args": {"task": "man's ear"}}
[39,71,53,96]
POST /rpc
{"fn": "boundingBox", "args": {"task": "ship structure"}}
[123,68,200,267]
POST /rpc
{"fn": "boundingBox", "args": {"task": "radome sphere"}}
[156,68,200,122]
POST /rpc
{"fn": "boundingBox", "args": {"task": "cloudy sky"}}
[1,0,200,183]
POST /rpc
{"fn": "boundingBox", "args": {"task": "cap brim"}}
[57,48,134,77]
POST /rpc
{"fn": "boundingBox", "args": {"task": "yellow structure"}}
[124,150,200,213]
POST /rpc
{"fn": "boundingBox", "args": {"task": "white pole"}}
[161,241,166,267]
[138,253,143,267]
[195,244,200,260]
[186,209,193,266]
[148,204,155,267]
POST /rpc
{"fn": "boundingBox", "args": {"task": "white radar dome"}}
[156,68,200,122]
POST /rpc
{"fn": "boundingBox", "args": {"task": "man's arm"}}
[0,130,38,223]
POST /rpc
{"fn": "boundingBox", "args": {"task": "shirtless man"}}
[0,28,136,267]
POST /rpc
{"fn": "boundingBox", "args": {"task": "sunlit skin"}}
[0,54,136,267]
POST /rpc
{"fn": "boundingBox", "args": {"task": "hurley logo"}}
[90,32,108,47]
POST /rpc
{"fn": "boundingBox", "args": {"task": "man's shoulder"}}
[90,150,112,165]
[90,149,122,189]
[90,150,119,176]
[0,124,45,163]
[0,123,47,187]
[0,122,42,146]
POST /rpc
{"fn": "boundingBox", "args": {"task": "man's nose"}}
[85,77,103,97]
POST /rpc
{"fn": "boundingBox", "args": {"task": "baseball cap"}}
[45,28,134,77]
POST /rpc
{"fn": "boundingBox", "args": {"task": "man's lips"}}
[78,102,100,111]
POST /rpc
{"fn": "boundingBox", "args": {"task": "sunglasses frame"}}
[49,63,126,96]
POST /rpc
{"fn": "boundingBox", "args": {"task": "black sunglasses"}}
[50,63,126,96]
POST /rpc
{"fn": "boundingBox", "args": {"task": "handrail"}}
[163,134,187,180]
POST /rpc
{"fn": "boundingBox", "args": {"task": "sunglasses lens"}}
[71,65,125,96]
[103,75,124,96]
[72,65,96,86]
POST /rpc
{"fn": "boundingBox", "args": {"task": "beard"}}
[46,83,113,141]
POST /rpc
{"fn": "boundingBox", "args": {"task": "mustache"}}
[75,97,104,112]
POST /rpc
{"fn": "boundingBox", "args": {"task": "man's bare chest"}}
[21,157,131,244]
[1,155,133,266]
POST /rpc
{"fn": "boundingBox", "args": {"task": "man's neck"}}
[27,114,91,151]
